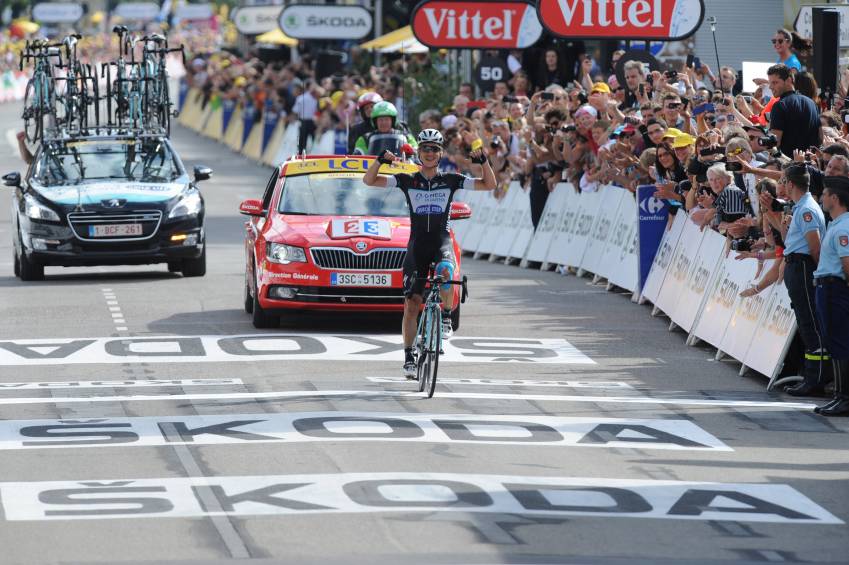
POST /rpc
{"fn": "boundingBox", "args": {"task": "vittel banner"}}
[412,1,543,49]
[537,0,705,40]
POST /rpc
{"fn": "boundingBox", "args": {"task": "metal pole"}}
[374,0,383,68]
[709,17,724,95]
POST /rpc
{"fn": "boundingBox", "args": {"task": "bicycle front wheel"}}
[418,305,440,398]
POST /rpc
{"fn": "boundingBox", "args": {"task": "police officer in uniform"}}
[779,163,830,396]
[812,176,849,416]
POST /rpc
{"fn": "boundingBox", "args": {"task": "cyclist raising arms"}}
[363,129,497,378]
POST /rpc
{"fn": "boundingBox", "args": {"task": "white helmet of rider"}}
[417,129,444,147]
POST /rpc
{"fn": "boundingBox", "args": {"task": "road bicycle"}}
[414,268,468,398]
[104,26,146,129]
[140,34,185,135]
[20,39,61,142]
[53,34,99,136]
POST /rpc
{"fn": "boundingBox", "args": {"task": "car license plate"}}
[331,273,391,287]
[88,224,143,237]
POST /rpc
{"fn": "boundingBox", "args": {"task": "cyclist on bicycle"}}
[363,129,496,378]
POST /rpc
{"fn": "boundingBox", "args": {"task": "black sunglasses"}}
[419,145,442,153]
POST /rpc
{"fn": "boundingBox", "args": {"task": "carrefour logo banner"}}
[637,185,670,291]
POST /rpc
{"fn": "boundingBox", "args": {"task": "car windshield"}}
[278,173,409,216]
[33,139,181,186]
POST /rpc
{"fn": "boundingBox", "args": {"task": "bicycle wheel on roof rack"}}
[22,79,42,143]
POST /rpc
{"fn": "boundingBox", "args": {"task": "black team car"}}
[3,135,210,280]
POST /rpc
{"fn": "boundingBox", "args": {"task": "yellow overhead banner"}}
[282,158,419,176]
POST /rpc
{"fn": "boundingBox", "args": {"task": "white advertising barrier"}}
[507,191,536,262]
[524,184,570,264]
[476,190,515,258]
[455,189,486,251]
[273,122,301,165]
[719,261,779,363]
[743,282,797,380]
[669,228,725,334]
[640,212,687,305]
[692,250,763,351]
[598,191,639,292]
[489,186,528,261]
[546,186,602,268]
[309,130,336,155]
[462,190,498,253]
[486,186,521,259]
[579,186,625,277]
[450,189,479,249]
[653,216,705,317]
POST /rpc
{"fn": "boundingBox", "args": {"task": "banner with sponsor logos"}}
[579,186,624,276]
[669,227,725,334]
[720,261,779,363]
[488,187,521,258]
[599,189,638,292]
[743,283,797,380]
[636,185,671,292]
[525,184,570,263]
[537,0,705,41]
[412,0,543,49]
[653,216,704,318]
[692,243,763,351]
[640,211,686,305]
[280,5,373,40]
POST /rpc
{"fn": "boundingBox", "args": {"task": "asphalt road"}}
[0,101,846,565]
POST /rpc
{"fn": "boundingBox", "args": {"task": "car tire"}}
[18,249,44,281]
[451,301,460,331]
[252,274,279,328]
[181,246,206,277]
[167,261,181,273]
[13,248,20,278]
[244,271,254,314]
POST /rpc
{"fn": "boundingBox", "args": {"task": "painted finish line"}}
[0,390,818,410]
[0,334,594,366]
[1,472,839,524]
[0,378,243,390]
[368,377,634,389]
[0,412,729,451]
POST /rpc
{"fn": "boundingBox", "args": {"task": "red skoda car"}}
[240,156,471,328]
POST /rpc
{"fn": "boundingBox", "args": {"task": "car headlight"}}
[24,194,60,222]
[267,243,307,264]
[168,189,203,219]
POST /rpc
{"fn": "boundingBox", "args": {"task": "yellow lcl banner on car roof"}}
[284,158,420,176]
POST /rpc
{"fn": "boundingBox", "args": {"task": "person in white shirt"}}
[291,79,320,154]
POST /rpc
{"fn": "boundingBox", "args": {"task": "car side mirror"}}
[449,201,472,221]
[193,165,213,182]
[2,172,21,187]
[239,198,264,216]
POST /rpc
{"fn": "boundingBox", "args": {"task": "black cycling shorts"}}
[402,237,455,298]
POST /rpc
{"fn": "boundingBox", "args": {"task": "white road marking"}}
[0,389,818,410]
[1,472,840,524]
[101,289,127,333]
[0,334,595,366]
[0,378,244,390]
[0,411,730,451]
[367,377,635,389]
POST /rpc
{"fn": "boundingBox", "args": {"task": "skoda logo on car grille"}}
[102,198,126,208]
[355,241,368,252]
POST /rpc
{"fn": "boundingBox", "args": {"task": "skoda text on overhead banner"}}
[412,1,543,49]
[537,0,705,40]
[637,185,670,292]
